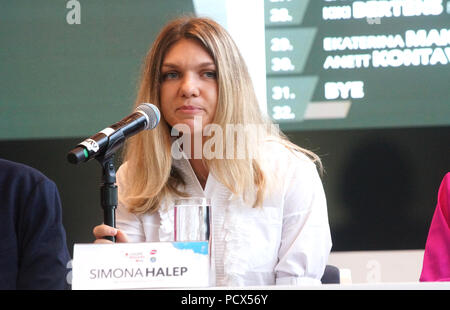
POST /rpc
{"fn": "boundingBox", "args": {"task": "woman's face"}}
[160,38,218,134]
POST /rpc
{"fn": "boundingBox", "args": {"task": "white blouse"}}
[115,141,332,287]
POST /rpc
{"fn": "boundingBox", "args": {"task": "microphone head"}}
[136,103,160,130]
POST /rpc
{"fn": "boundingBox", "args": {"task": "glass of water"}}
[173,197,211,242]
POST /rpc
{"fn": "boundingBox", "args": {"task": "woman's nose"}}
[180,74,200,97]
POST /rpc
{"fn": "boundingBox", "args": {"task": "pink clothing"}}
[420,172,450,281]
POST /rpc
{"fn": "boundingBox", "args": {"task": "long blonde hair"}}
[122,16,322,214]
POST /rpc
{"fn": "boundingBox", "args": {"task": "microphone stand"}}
[95,129,126,243]
[97,154,118,242]
[69,127,127,243]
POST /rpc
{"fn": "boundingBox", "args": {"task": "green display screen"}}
[1,0,449,140]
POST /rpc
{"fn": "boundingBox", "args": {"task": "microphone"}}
[67,103,160,164]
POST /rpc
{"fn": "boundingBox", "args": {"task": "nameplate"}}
[72,241,210,290]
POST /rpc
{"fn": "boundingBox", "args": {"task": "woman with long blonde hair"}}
[94,16,331,286]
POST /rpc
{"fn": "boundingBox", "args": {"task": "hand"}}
[93,224,129,244]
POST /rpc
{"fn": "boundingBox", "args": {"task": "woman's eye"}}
[162,72,178,80]
[204,71,217,79]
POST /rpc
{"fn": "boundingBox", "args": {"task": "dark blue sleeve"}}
[15,177,71,290]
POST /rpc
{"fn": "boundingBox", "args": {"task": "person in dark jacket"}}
[0,158,70,289]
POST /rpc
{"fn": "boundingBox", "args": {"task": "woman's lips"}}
[176,105,203,113]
